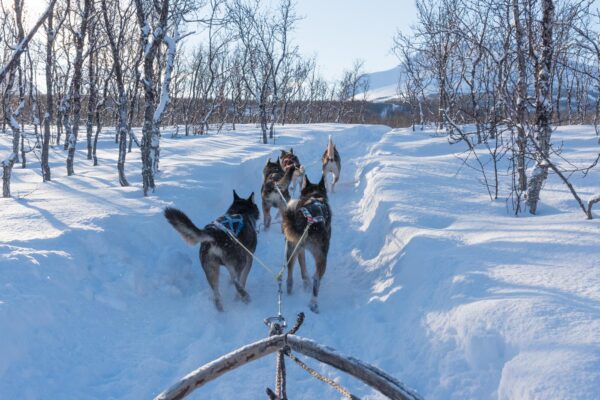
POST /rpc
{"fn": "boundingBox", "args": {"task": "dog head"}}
[229,190,260,221]
[263,157,283,179]
[300,175,327,201]
[280,148,301,169]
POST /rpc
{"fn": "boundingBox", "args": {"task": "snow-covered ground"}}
[1,124,599,399]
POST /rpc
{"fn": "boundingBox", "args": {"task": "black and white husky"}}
[322,135,341,192]
[261,158,296,230]
[282,175,331,313]
[164,191,260,311]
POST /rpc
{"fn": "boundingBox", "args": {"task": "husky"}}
[261,158,296,230]
[164,191,260,311]
[282,174,331,313]
[322,135,341,192]
[280,148,305,193]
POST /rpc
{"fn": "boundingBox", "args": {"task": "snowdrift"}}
[1,124,599,399]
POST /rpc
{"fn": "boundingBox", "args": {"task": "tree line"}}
[0,0,376,198]
[394,0,600,217]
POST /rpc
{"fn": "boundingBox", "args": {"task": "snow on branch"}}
[0,0,58,84]
[587,194,600,220]
[152,23,190,125]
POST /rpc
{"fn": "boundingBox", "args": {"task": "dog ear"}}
[302,174,310,189]
[318,174,326,190]
[280,150,286,157]
[248,192,255,203]
[290,147,294,154]
[265,158,271,165]
[233,190,240,201]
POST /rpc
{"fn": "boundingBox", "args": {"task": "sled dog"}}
[164,191,259,311]
[282,174,331,313]
[261,158,296,230]
[279,148,305,193]
[322,135,341,192]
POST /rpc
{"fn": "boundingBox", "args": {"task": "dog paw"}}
[302,279,311,292]
[235,290,251,304]
[309,300,319,314]
[287,281,293,295]
[214,299,224,312]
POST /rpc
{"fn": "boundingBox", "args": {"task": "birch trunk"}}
[527,0,555,214]
[135,0,169,196]
[66,0,91,176]
[86,24,96,161]
[512,0,529,194]
[101,0,129,186]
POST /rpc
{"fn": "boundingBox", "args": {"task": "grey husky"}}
[322,135,341,192]
[164,191,260,311]
[282,174,331,313]
[261,158,296,230]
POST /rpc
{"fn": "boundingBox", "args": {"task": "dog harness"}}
[299,200,328,225]
[211,214,245,236]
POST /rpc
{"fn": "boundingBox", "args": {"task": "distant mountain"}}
[356,65,403,102]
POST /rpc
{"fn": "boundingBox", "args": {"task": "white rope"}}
[213,221,279,278]
[214,218,311,283]
[275,184,287,204]
[286,224,311,266]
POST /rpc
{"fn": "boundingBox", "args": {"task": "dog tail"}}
[327,135,335,159]
[164,207,213,245]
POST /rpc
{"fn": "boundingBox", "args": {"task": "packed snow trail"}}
[1,124,599,399]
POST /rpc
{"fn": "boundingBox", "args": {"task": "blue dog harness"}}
[211,214,245,236]
[300,200,327,225]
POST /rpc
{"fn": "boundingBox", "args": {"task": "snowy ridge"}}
[351,127,600,399]
[1,124,599,399]
[356,65,403,102]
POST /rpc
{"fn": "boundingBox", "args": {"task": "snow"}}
[356,65,404,102]
[1,124,599,399]
[153,33,178,124]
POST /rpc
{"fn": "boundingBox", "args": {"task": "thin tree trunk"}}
[101,0,129,186]
[512,0,528,194]
[66,0,92,176]
[527,0,555,214]
[86,47,96,161]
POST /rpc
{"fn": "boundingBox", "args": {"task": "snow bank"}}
[1,124,599,399]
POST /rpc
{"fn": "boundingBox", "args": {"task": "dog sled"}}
[158,140,419,399]
[154,313,422,400]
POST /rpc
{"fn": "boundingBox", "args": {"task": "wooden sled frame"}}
[155,334,422,400]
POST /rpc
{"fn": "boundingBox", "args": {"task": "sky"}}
[22,0,417,79]
[293,0,418,79]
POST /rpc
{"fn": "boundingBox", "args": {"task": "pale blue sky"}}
[25,0,418,79]
[294,0,418,79]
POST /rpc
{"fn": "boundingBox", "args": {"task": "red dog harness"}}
[299,200,327,225]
